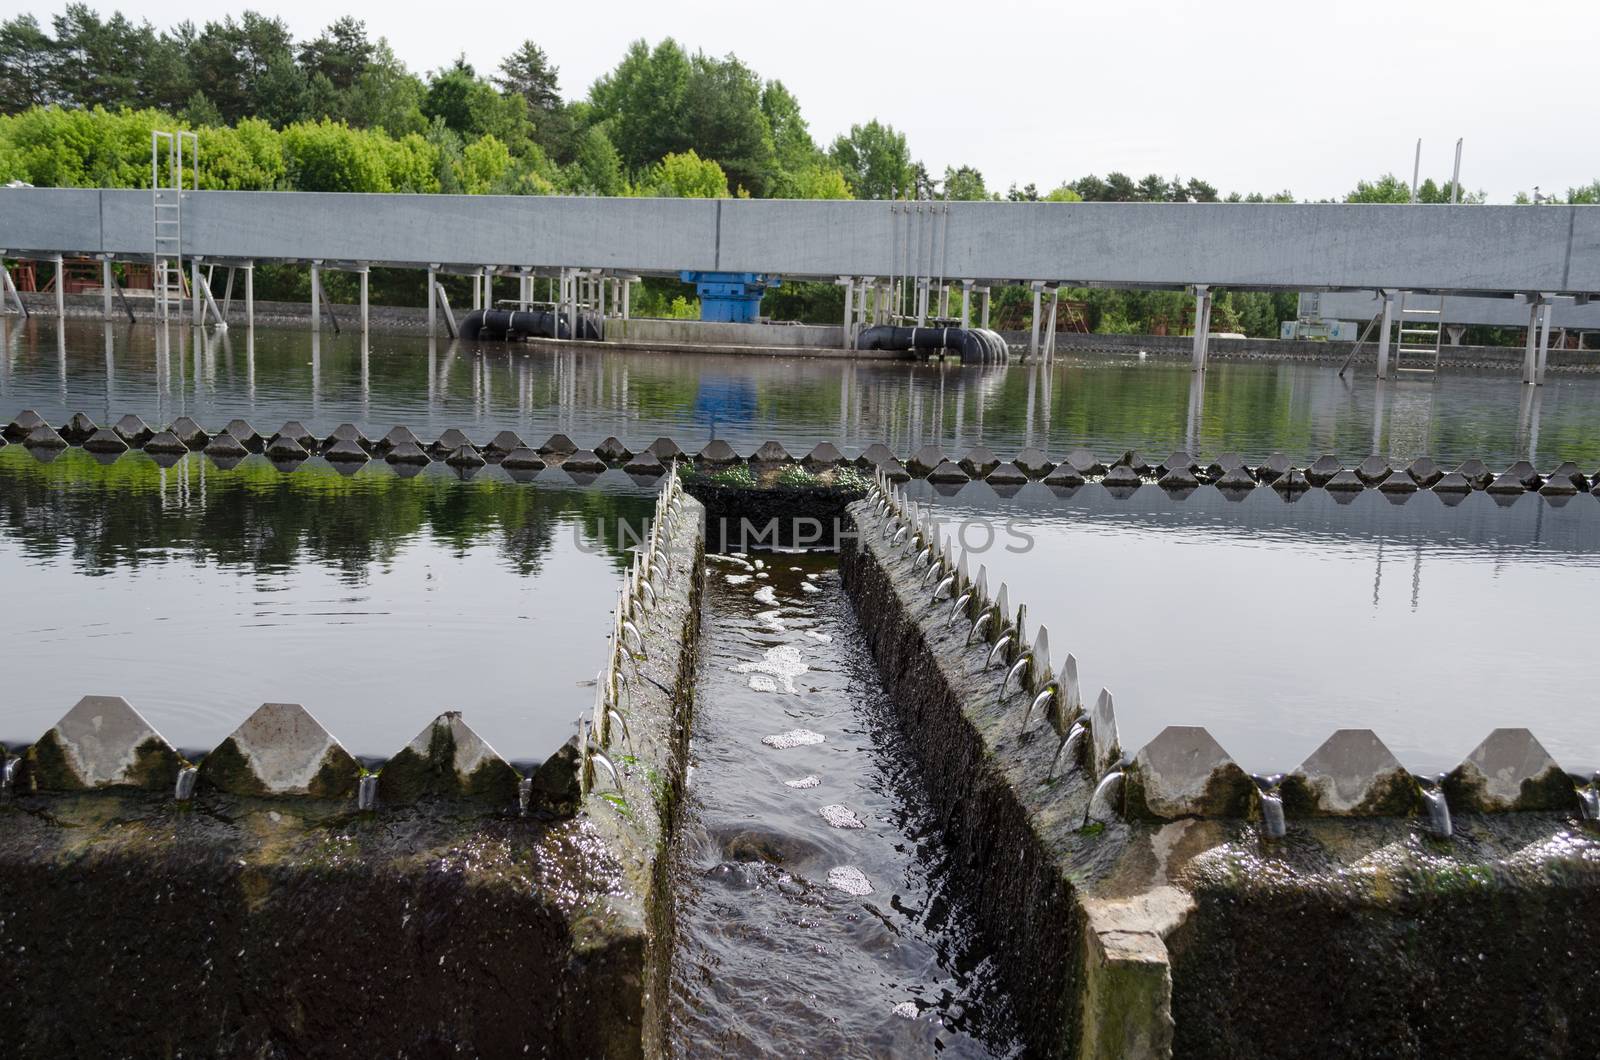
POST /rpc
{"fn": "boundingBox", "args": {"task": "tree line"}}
[2,6,1591,335]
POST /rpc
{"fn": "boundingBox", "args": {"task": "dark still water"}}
[5,317,1600,467]
[905,481,1600,776]
[671,554,1017,1057]
[0,446,652,760]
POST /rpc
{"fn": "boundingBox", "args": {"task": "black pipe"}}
[856,325,1010,364]
[459,309,604,342]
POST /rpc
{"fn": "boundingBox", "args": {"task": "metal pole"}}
[55,254,66,318]
[1536,300,1554,385]
[1450,138,1463,205]
[840,276,854,349]
[1046,285,1060,362]
[1029,281,1043,358]
[1192,285,1210,371]
[359,265,369,334]
[622,277,632,320]
[1411,138,1422,202]
[1376,291,1395,378]
[980,287,991,330]
[428,265,438,336]
[101,257,113,320]
[244,263,254,329]
[222,267,234,322]
[310,262,320,332]
[1521,299,1540,384]
[961,280,972,328]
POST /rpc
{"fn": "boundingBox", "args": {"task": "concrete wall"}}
[610,317,845,349]
[1303,290,1600,329]
[4,187,1598,294]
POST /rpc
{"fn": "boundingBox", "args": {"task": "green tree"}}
[1044,184,1083,202]
[588,38,693,171]
[0,15,58,112]
[942,164,990,201]
[495,40,560,113]
[682,51,775,195]
[828,119,911,200]
[185,13,297,124]
[423,57,529,148]
[298,17,373,92]
[199,117,285,189]
[341,42,427,137]
[637,149,727,198]
[563,124,625,195]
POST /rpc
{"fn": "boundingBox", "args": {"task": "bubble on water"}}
[785,775,821,789]
[762,729,825,749]
[804,631,833,644]
[893,1002,919,1020]
[800,582,821,594]
[756,572,769,579]
[726,574,753,585]
[754,585,778,606]
[756,609,787,632]
[827,865,872,895]
[749,674,778,693]
[732,644,808,693]
[819,804,865,829]
[789,566,803,572]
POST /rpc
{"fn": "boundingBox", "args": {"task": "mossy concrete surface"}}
[845,496,1600,1059]
[0,494,708,1059]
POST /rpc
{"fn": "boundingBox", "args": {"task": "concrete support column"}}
[1445,324,1466,346]
[191,257,203,324]
[838,276,854,348]
[1191,285,1213,372]
[1029,281,1044,358]
[472,269,482,311]
[1375,291,1396,378]
[980,287,992,330]
[916,278,929,326]
[101,256,113,320]
[961,280,973,329]
[244,263,254,329]
[597,272,607,320]
[54,254,66,319]
[427,264,438,337]
[358,265,370,334]
[1536,298,1554,385]
[1521,299,1540,384]
[518,269,531,310]
[1046,285,1061,362]
[622,276,633,320]
[310,262,321,332]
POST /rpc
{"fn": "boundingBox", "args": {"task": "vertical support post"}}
[101,256,113,320]
[244,263,254,329]
[222,266,235,321]
[1191,285,1212,372]
[190,257,201,323]
[55,254,66,319]
[1521,298,1539,384]
[1375,290,1395,378]
[1046,285,1061,362]
[622,276,632,320]
[961,280,973,328]
[472,269,482,311]
[597,272,607,320]
[427,264,438,337]
[1029,281,1043,358]
[916,278,928,326]
[519,268,531,310]
[980,287,991,330]
[309,261,321,332]
[358,265,369,334]
[839,276,854,349]
[1535,299,1554,385]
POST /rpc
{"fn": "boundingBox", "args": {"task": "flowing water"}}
[670,553,1018,1057]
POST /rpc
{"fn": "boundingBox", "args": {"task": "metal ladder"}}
[151,130,197,319]
[1394,292,1444,374]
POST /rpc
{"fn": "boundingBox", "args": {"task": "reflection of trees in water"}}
[0,450,649,581]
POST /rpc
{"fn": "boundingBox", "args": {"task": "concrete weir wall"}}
[0,479,706,1058]
[842,480,1600,1059]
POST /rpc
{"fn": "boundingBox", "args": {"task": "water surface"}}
[0,446,650,760]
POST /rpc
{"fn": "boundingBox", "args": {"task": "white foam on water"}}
[762,729,825,749]
[819,804,865,829]
[753,585,778,606]
[709,553,754,571]
[805,573,819,581]
[893,1002,919,1020]
[756,609,787,632]
[754,559,765,570]
[800,582,821,594]
[756,572,769,579]
[726,574,753,585]
[804,631,833,644]
[732,644,809,693]
[748,674,778,693]
[784,775,821,788]
[827,865,872,896]
[789,566,803,572]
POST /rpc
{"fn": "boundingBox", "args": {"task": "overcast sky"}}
[27,0,1600,202]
